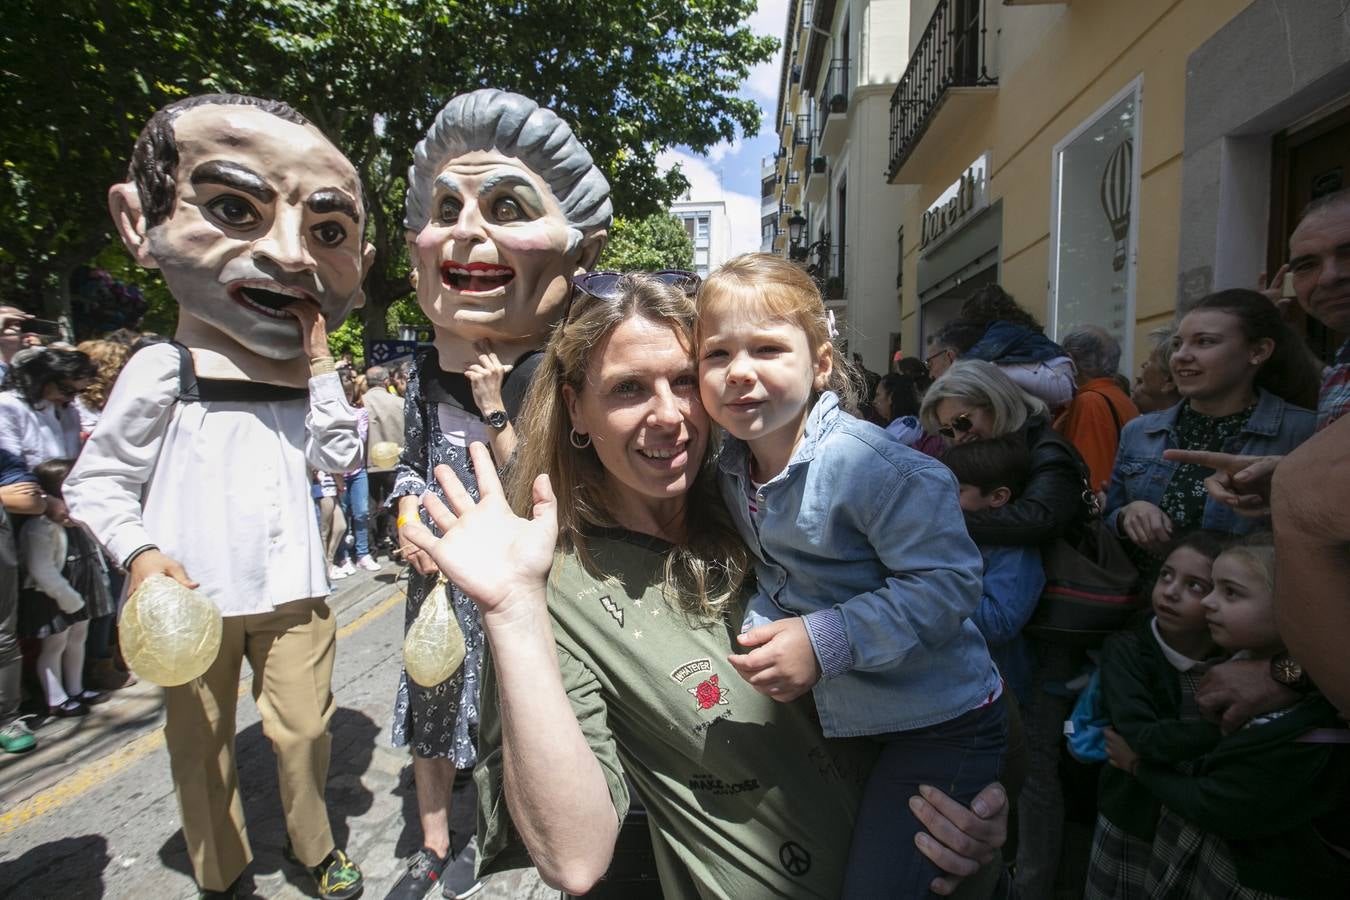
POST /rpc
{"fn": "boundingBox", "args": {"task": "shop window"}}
[1049,80,1141,365]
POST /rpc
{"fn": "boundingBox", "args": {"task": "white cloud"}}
[706,136,744,165]
[658,150,764,261]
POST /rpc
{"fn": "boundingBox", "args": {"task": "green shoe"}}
[0,719,35,753]
[284,841,363,900]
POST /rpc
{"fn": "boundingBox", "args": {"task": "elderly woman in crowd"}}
[920,359,1091,900]
[0,349,97,469]
[1131,326,1182,415]
[1104,289,1320,577]
[1055,326,1139,492]
[403,274,1011,899]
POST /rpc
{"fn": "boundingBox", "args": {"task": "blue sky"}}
[660,0,789,256]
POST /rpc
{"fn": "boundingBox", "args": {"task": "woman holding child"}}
[403,264,1010,898]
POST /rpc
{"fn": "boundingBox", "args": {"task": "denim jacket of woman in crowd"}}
[717,391,998,738]
[1104,388,1316,536]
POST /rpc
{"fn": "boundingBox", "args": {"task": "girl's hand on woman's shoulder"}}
[402,442,557,621]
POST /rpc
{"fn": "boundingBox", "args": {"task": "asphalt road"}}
[0,561,552,900]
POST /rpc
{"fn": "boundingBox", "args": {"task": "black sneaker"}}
[383,847,447,900]
[440,836,482,898]
[284,840,364,899]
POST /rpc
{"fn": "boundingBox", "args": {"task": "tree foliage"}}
[0,0,775,344]
[599,212,696,273]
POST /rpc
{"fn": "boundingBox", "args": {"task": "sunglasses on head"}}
[937,412,975,440]
[566,269,701,319]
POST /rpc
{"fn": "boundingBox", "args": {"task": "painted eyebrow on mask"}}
[307,189,360,224]
[477,173,546,216]
[190,161,276,203]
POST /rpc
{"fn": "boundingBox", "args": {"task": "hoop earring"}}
[569,428,592,449]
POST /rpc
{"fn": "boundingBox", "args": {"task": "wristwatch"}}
[484,409,508,430]
[1270,654,1313,693]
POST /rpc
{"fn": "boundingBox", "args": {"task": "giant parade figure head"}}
[108,94,374,383]
[405,90,612,370]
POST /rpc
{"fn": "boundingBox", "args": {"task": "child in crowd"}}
[1086,530,1228,900]
[17,458,107,717]
[1105,533,1350,898]
[941,434,1044,706]
[696,253,1006,897]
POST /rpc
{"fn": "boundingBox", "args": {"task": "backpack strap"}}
[168,340,201,403]
[1084,390,1123,437]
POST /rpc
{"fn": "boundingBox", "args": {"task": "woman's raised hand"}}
[402,442,558,619]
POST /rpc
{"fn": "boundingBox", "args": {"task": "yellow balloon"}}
[119,574,223,687]
[403,581,466,687]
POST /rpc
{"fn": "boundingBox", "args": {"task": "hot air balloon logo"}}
[1100,138,1133,272]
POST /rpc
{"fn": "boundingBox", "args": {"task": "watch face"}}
[1273,656,1303,685]
[486,410,508,429]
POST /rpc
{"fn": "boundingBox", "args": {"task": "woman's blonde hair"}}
[507,273,750,620]
[919,359,1048,436]
[694,253,858,411]
[75,339,130,412]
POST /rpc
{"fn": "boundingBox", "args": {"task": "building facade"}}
[886,0,1350,369]
[767,0,914,368]
[671,198,734,279]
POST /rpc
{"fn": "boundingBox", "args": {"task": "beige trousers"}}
[163,597,337,891]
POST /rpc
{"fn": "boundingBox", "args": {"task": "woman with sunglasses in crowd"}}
[0,348,98,470]
[400,271,1011,899]
[920,358,1093,900]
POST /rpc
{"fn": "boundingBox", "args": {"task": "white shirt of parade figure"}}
[64,103,373,613]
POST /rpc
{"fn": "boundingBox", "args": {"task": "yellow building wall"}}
[898,0,1254,369]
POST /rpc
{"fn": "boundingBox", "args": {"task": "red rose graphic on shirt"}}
[690,675,729,710]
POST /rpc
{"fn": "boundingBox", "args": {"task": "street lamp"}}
[788,211,808,260]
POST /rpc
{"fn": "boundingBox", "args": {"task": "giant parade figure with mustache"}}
[64,94,372,900]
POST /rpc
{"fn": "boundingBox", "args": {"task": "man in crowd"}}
[1056,325,1139,490]
[65,93,372,900]
[362,365,404,557]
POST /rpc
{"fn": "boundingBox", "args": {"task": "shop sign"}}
[920,153,989,255]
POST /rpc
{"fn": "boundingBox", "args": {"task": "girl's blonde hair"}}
[1219,531,1276,595]
[506,273,750,621]
[75,339,130,412]
[919,359,1048,437]
[695,253,858,411]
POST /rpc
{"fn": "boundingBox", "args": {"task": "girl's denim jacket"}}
[718,392,999,738]
[1104,389,1316,536]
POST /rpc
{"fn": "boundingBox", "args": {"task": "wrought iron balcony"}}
[794,114,812,147]
[886,0,998,182]
[815,59,851,145]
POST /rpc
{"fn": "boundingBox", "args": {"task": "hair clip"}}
[826,309,839,340]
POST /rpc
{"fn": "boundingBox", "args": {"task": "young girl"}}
[17,458,107,717]
[695,253,1006,896]
[1105,533,1350,898]
[1087,530,1228,900]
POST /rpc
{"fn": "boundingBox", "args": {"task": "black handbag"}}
[1025,482,1142,647]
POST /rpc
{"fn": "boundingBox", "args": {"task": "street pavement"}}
[0,559,553,900]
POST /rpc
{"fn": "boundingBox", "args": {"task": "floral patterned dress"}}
[389,347,539,765]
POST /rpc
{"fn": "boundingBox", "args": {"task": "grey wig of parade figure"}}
[405,88,613,252]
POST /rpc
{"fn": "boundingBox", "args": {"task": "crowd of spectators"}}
[0,312,413,753]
